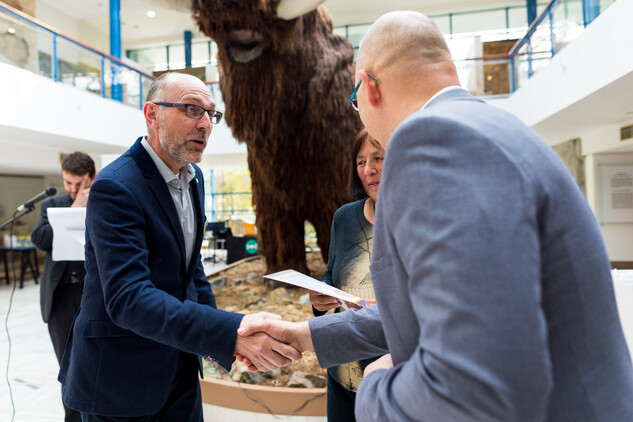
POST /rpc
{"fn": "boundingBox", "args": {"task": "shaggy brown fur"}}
[193,1,362,273]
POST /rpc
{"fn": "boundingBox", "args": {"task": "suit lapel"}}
[130,139,187,267]
[185,171,205,280]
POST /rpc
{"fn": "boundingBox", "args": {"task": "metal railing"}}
[0,1,154,109]
[449,0,615,97]
[1,0,617,104]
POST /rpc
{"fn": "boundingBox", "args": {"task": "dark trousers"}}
[48,282,83,422]
[327,375,357,422]
[80,352,203,422]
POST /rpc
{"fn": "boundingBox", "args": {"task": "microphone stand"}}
[0,206,35,232]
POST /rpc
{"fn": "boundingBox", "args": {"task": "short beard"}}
[156,111,206,165]
[158,131,192,165]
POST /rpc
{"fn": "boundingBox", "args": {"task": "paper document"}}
[264,269,367,308]
[48,207,87,261]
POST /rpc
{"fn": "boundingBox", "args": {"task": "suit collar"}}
[423,86,473,110]
[129,137,158,180]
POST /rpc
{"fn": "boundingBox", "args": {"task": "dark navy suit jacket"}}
[59,138,243,416]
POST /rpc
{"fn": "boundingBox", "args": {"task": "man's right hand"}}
[309,290,341,312]
[234,313,303,372]
[71,176,91,207]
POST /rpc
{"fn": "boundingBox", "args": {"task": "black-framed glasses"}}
[153,102,223,124]
[349,72,382,111]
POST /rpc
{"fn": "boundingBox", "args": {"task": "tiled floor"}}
[0,279,63,421]
[0,255,228,422]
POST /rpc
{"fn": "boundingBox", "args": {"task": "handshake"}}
[233,312,312,372]
[232,311,393,377]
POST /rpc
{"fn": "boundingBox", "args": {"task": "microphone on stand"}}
[16,187,57,212]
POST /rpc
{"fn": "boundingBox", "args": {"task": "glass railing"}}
[127,39,217,72]
[0,1,154,109]
[452,0,615,97]
[1,0,616,102]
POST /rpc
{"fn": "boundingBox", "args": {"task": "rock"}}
[287,371,327,389]
[233,278,246,286]
[246,295,263,307]
[202,359,223,380]
[231,361,249,382]
[265,278,284,289]
[208,276,227,288]
[246,272,261,284]
[261,369,281,380]
[299,293,311,306]
[223,305,240,313]
[268,287,293,305]
[239,371,263,385]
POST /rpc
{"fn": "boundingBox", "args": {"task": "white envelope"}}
[265,269,367,308]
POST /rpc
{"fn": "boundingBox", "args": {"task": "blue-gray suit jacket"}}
[310,89,633,421]
[59,138,243,416]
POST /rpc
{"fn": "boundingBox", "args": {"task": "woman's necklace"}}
[358,198,375,262]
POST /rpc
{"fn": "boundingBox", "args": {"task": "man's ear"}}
[144,102,159,129]
[359,69,380,107]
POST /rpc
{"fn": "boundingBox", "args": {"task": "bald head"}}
[146,72,208,103]
[353,11,459,146]
[357,11,453,78]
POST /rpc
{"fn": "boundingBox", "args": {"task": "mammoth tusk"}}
[276,0,326,20]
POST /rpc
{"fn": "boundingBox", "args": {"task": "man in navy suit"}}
[58,72,300,421]
[239,11,633,421]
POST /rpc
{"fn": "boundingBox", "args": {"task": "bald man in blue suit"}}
[58,73,300,421]
[239,10,633,422]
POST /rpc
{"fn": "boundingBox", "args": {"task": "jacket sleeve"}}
[31,199,54,251]
[354,115,552,421]
[310,304,388,364]
[87,177,242,370]
[193,256,216,308]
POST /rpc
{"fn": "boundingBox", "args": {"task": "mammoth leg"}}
[257,207,308,274]
[309,204,337,265]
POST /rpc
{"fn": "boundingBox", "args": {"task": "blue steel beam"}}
[184,30,192,68]
[583,0,600,26]
[527,0,537,25]
[110,0,123,102]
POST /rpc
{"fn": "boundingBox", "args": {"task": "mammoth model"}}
[192,0,362,273]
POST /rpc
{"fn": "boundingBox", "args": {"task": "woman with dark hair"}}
[309,128,384,422]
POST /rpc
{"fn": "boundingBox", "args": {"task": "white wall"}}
[586,152,633,262]
[490,0,633,145]
[78,21,109,53]
[0,61,144,149]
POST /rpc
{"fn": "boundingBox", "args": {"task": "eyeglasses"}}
[153,102,223,124]
[349,72,381,111]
